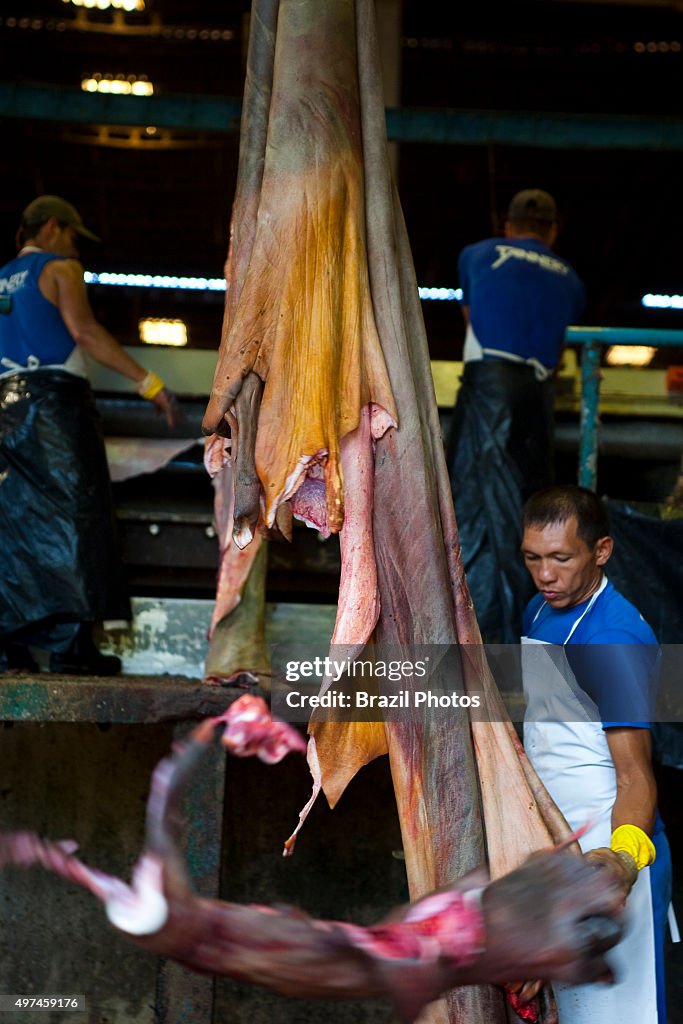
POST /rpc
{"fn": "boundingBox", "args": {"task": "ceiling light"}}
[81,75,153,95]
[417,286,462,301]
[85,271,227,290]
[642,293,683,309]
[63,0,145,10]
[83,270,461,300]
[139,319,188,347]
[130,80,154,95]
[605,345,656,367]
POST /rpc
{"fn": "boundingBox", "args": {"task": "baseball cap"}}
[21,195,101,242]
[507,188,557,224]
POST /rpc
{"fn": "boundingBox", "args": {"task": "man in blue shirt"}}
[520,484,672,1024]
[0,196,177,675]
[446,189,586,643]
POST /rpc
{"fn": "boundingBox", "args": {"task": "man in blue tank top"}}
[0,195,178,675]
[519,484,672,1024]
[446,189,586,645]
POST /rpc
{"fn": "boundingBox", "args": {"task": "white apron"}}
[522,577,658,1023]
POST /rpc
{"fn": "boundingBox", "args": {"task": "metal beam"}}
[578,341,602,491]
[0,82,243,135]
[385,107,683,151]
[567,326,683,346]
[4,82,683,150]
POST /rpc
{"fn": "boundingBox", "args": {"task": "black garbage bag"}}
[445,360,555,643]
[605,498,683,769]
[606,498,683,645]
[0,370,130,645]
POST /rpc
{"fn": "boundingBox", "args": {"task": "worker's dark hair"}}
[507,216,555,242]
[522,485,610,548]
[15,215,58,249]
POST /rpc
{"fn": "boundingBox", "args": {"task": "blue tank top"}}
[0,251,76,372]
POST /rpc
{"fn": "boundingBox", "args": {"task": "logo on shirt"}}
[491,245,569,275]
[0,270,29,295]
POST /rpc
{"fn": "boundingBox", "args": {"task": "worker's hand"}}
[585,846,638,898]
[151,387,181,429]
[136,371,181,429]
[471,849,624,988]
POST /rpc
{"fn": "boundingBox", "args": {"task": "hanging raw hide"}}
[203,432,269,685]
[202,4,577,1022]
[203,0,398,534]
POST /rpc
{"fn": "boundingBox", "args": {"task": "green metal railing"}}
[564,326,683,490]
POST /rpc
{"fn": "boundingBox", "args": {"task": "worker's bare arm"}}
[39,258,180,427]
[606,726,657,836]
[583,727,657,893]
[42,258,147,384]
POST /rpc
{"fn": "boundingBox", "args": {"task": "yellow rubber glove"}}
[136,371,166,401]
[610,824,656,871]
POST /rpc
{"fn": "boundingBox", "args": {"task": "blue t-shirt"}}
[0,252,76,371]
[458,236,586,369]
[523,579,660,728]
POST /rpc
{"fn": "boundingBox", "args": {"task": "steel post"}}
[578,340,602,490]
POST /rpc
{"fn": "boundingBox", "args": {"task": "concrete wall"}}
[0,721,407,1024]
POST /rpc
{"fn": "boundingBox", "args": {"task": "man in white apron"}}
[519,484,672,1024]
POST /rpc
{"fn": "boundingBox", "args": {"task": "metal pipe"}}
[578,341,602,490]
[5,83,683,152]
[567,326,683,490]
[555,420,683,461]
[566,326,683,346]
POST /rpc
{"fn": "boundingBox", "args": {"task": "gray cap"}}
[507,188,557,224]
[21,195,101,242]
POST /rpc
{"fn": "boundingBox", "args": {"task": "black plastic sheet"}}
[445,360,554,643]
[606,499,683,645]
[606,498,683,769]
[0,370,130,646]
